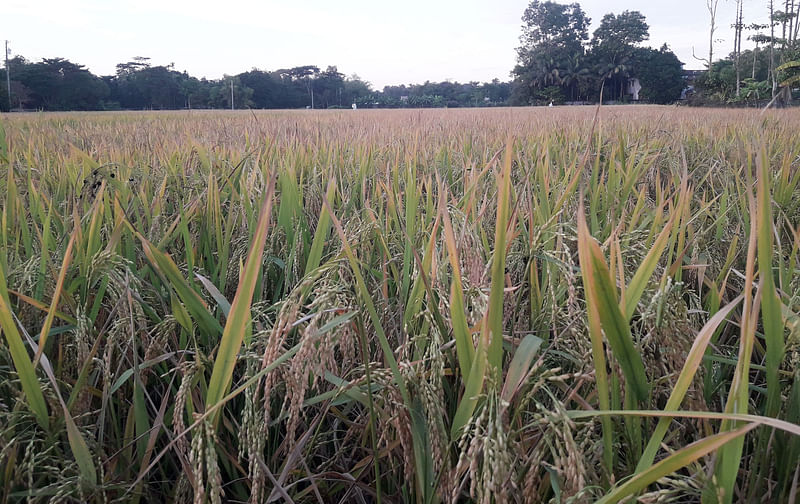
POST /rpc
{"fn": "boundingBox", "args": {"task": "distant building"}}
[627,78,642,101]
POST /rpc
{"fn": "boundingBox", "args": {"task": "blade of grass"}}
[6,290,77,325]
[195,273,232,319]
[568,409,800,437]
[0,262,49,429]
[596,424,757,504]
[624,210,677,320]
[487,141,514,379]
[440,186,475,380]
[579,202,649,402]
[450,323,488,439]
[138,234,223,340]
[636,294,743,471]
[33,228,76,368]
[304,178,336,277]
[709,159,760,504]
[577,198,614,472]
[756,146,784,419]
[500,333,543,403]
[206,171,276,428]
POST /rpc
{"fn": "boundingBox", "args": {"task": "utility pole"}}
[5,40,11,111]
[230,79,234,110]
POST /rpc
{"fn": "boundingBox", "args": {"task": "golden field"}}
[0,106,799,503]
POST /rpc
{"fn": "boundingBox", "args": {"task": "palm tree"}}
[560,54,591,101]
[776,59,800,87]
[595,60,630,102]
[530,57,562,89]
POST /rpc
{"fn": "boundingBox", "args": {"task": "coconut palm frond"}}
[780,73,800,87]
[776,60,800,72]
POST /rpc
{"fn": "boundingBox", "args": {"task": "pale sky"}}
[4,0,772,89]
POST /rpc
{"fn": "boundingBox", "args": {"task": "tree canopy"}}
[512,2,684,105]
[0,56,513,112]
[684,0,799,106]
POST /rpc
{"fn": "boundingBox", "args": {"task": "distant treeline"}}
[0,56,514,112]
[0,2,697,112]
[17,0,789,112]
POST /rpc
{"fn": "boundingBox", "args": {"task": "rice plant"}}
[0,106,799,503]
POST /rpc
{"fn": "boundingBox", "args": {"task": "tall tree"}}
[631,45,685,103]
[774,0,799,47]
[342,74,372,106]
[239,70,281,108]
[280,65,320,108]
[590,10,650,100]
[748,25,771,79]
[695,0,720,70]
[315,66,345,108]
[513,1,590,104]
[559,54,592,101]
[16,58,108,110]
[592,10,649,47]
[518,0,590,51]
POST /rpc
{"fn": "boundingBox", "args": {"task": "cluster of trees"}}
[0,57,363,111]
[510,2,686,105]
[374,80,512,108]
[0,56,512,112]
[692,0,800,105]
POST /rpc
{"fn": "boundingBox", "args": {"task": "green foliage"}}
[513,2,684,104]
[777,58,800,87]
[693,46,800,105]
[632,45,685,104]
[2,53,511,110]
[513,1,592,103]
[12,57,109,110]
[592,10,649,48]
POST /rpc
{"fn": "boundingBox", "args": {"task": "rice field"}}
[0,106,799,503]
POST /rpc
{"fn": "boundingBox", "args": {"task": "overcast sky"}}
[5,0,772,89]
